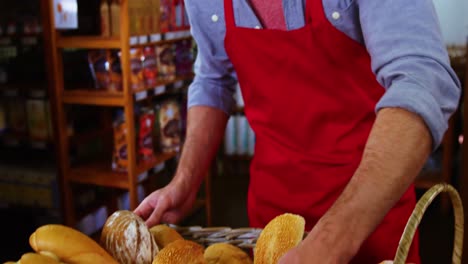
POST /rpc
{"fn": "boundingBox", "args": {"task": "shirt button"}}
[332,11,340,20]
[211,14,219,22]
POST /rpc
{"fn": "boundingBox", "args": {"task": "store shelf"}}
[56,35,192,49]
[131,36,193,48]
[57,36,121,49]
[62,89,125,106]
[68,151,178,189]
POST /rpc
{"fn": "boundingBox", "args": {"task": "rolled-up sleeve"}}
[185,1,237,114]
[359,0,461,149]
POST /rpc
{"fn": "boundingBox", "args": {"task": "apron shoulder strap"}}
[224,0,236,28]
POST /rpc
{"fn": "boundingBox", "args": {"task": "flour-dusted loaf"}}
[254,213,305,264]
[28,224,117,264]
[152,239,206,264]
[204,243,253,264]
[101,210,159,264]
[149,224,184,249]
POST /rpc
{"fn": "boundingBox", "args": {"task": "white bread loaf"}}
[149,224,184,249]
[101,210,158,264]
[152,239,206,264]
[29,224,117,264]
[204,243,253,264]
[254,213,305,264]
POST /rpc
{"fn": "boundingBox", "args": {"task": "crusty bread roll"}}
[101,210,158,264]
[149,224,184,249]
[254,213,305,264]
[152,239,206,264]
[204,243,253,264]
[29,224,117,264]
[16,252,60,264]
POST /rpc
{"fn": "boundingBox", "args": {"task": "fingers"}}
[134,196,154,220]
[145,193,171,227]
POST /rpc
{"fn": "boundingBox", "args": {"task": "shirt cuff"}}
[187,79,236,115]
[375,81,446,151]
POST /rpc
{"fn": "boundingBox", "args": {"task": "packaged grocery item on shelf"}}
[159,99,181,152]
[110,0,121,36]
[26,89,51,144]
[54,0,79,30]
[156,44,176,81]
[175,39,194,76]
[4,88,27,137]
[152,103,162,153]
[151,0,161,34]
[172,0,184,30]
[175,39,193,76]
[109,50,122,91]
[112,110,128,172]
[138,107,155,160]
[142,46,158,87]
[160,0,171,33]
[182,0,190,28]
[88,50,111,90]
[100,0,111,37]
[128,48,145,90]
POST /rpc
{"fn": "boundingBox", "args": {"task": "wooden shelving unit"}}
[40,0,212,228]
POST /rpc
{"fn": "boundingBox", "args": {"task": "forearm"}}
[172,105,228,191]
[313,107,432,259]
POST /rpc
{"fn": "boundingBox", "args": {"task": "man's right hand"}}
[134,179,197,228]
[135,106,229,228]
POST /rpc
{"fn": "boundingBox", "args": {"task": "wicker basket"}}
[171,183,464,263]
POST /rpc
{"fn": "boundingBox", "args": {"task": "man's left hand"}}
[278,220,357,264]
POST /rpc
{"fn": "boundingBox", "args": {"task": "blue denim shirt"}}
[185,0,461,148]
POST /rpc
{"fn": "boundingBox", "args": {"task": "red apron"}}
[223,0,420,263]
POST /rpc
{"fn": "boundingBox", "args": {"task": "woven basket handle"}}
[393,184,464,264]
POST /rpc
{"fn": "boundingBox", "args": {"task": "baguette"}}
[204,243,253,264]
[152,239,206,264]
[149,224,183,249]
[29,224,117,264]
[101,210,158,264]
[254,213,305,264]
[17,252,60,264]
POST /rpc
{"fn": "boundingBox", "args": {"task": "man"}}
[135,0,461,263]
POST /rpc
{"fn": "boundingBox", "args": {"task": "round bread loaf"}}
[204,243,253,264]
[29,224,117,264]
[149,224,184,249]
[101,210,159,264]
[17,253,60,264]
[152,239,206,264]
[254,213,305,264]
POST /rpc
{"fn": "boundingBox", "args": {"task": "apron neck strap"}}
[224,0,236,28]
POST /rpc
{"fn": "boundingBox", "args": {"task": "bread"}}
[253,213,305,264]
[149,224,184,249]
[29,224,117,264]
[204,243,253,264]
[152,239,206,264]
[101,210,158,264]
[16,253,60,264]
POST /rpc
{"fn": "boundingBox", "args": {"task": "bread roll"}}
[29,224,117,264]
[204,243,253,264]
[254,213,305,264]
[152,239,206,264]
[150,224,184,249]
[16,253,60,264]
[101,210,158,264]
